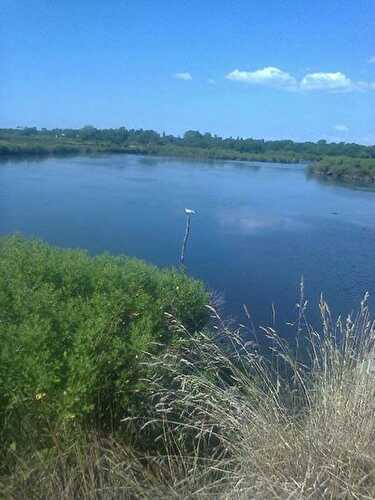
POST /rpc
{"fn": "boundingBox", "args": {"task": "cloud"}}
[369,56,375,64]
[226,67,297,89]
[174,72,192,81]
[334,124,349,132]
[300,72,353,92]
[226,66,375,93]
[208,78,216,85]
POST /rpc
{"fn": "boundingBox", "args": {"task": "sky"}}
[1,0,375,144]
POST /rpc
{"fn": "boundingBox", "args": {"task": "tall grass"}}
[2,295,375,499]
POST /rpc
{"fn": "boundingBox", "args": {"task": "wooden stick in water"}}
[180,208,195,266]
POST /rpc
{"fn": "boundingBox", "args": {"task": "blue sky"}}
[1,0,375,143]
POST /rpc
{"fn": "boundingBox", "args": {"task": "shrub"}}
[0,236,209,454]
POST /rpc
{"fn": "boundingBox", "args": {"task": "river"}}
[1,154,374,336]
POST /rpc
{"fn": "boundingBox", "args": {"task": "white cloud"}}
[369,56,375,64]
[226,66,375,93]
[226,67,297,89]
[174,72,192,81]
[300,72,353,92]
[334,124,349,132]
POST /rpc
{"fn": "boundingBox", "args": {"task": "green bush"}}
[312,156,375,183]
[0,236,209,451]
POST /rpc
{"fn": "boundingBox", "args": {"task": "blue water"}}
[1,154,375,335]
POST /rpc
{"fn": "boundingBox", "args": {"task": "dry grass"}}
[2,294,375,499]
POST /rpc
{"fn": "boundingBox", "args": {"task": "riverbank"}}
[309,156,375,185]
[0,136,305,163]
[1,236,375,498]
[2,127,375,186]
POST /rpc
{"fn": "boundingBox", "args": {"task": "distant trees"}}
[79,125,97,140]
[1,126,375,183]
[2,125,374,160]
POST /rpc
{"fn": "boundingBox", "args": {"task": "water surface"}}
[1,154,375,335]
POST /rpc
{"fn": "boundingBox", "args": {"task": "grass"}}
[2,286,375,499]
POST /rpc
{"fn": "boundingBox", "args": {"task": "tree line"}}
[2,125,374,159]
[1,126,375,184]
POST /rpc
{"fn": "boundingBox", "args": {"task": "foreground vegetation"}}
[1,237,375,498]
[2,126,375,185]
[0,237,208,462]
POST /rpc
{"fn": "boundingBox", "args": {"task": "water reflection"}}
[1,154,375,337]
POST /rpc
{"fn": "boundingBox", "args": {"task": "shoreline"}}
[1,135,374,187]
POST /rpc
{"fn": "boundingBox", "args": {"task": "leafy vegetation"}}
[312,155,375,183]
[2,126,375,184]
[2,286,375,498]
[0,236,209,465]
